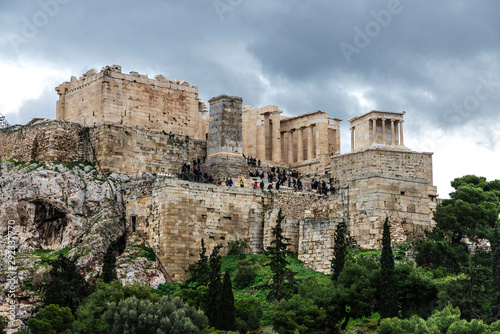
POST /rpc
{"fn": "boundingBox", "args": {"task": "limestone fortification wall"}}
[124,178,268,279]
[0,120,207,178]
[56,65,208,140]
[89,124,207,177]
[0,120,88,163]
[331,149,434,185]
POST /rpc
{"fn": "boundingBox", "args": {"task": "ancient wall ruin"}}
[89,124,207,177]
[55,65,209,140]
[0,120,88,163]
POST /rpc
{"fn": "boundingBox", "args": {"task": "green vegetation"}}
[101,245,117,283]
[27,304,74,334]
[129,244,156,261]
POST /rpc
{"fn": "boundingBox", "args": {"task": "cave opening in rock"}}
[33,200,68,249]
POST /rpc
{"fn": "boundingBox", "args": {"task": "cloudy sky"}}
[1,0,499,197]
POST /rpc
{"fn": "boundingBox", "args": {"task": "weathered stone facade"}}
[0,119,88,163]
[55,65,209,140]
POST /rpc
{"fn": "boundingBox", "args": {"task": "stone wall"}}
[0,120,88,163]
[124,178,267,279]
[89,124,207,177]
[56,65,208,140]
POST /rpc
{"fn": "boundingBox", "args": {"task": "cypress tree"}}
[264,209,299,302]
[206,244,223,328]
[217,272,236,331]
[378,217,398,318]
[102,244,117,283]
[42,254,92,312]
[331,219,348,281]
[491,223,500,321]
[187,238,210,287]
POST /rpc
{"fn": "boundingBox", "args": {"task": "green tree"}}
[73,280,159,334]
[264,209,299,302]
[434,176,499,245]
[28,304,74,334]
[101,244,117,283]
[102,295,208,333]
[425,304,461,334]
[217,272,236,331]
[331,219,348,281]
[234,297,263,333]
[41,254,92,313]
[0,315,8,334]
[233,258,258,288]
[377,315,437,334]
[206,244,223,328]
[378,218,398,318]
[271,294,327,334]
[490,223,500,322]
[186,238,210,287]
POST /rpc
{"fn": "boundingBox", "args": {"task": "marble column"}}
[263,113,270,160]
[350,127,355,152]
[307,125,314,160]
[390,119,395,145]
[297,127,304,162]
[271,110,281,163]
[288,129,295,163]
[256,120,265,160]
[399,121,404,146]
[381,118,386,144]
[372,118,377,144]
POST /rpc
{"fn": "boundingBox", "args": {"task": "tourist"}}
[228,178,233,186]
[276,181,280,191]
[258,159,261,167]
[260,180,264,190]
[240,179,244,187]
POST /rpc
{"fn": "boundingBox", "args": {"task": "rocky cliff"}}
[0,160,165,328]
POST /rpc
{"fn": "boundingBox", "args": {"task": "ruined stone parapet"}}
[55,65,207,140]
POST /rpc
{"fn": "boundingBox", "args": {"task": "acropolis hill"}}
[0,65,438,279]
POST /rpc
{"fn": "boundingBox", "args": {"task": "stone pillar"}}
[256,120,265,160]
[297,127,304,162]
[204,95,249,179]
[381,118,386,144]
[263,113,270,160]
[350,127,355,152]
[272,110,281,162]
[307,125,314,160]
[372,118,377,144]
[288,130,294,163]
[399,121,404,146]
[390,119,395,145]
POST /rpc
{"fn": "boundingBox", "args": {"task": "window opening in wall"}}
[400,191,405,195]
[131,215,137,232]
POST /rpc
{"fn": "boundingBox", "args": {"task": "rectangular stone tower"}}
[203,95,249,179]
[55,65,208,140]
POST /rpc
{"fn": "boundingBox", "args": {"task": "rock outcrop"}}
[0,160,165,329]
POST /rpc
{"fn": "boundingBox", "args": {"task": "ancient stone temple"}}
[242,106,342,165]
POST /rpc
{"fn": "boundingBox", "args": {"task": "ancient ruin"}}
[0,65,438,279]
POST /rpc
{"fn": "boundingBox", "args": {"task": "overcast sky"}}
[1,0,499,198]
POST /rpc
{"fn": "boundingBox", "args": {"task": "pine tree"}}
[217,272,236,331]
[378,218,398,318]
[490,223,500,321]
[331,219,348,281]
[206,244,223,328]
[42,254,92,312]
[102,244,117,283]
[264,209,299,302]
